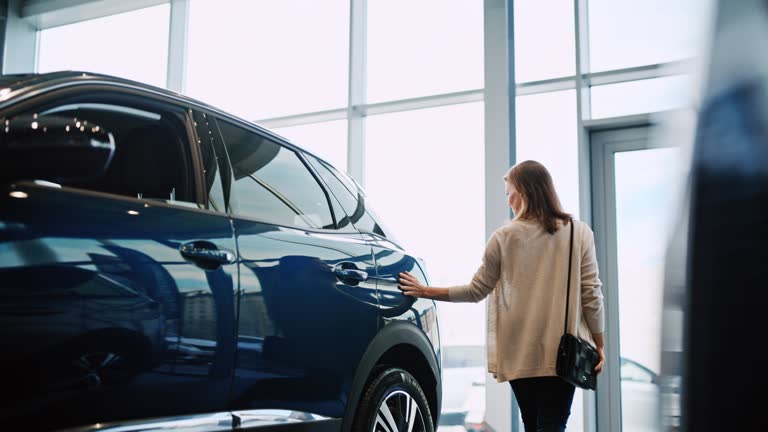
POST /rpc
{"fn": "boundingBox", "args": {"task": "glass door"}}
[591,126,682,432]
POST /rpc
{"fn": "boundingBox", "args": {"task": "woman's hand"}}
[398,271,431,299]
[595,346,605,374]
[592,333,605,375]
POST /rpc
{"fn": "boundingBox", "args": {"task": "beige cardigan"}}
[447,219,605,382]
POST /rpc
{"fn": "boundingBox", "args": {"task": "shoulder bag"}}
[556,220,599,390]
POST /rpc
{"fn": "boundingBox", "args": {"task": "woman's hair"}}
[506,160,572,234]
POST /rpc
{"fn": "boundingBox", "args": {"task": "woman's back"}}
[448,218,604,382]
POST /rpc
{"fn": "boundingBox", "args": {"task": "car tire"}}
[353,367,434,432]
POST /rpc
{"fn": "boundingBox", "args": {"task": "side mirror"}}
[0,115,115,182]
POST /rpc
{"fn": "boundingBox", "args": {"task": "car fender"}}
[341,321,442,432]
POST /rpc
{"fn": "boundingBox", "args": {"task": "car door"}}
[0,90,237,431]
[211,116,379,423]
[303,158,439,343]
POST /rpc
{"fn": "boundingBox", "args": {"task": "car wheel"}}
[353,367,434,432]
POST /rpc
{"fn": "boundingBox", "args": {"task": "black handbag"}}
[556,220,599,390]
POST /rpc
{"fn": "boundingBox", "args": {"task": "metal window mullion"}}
[574,1,596,429]
[515,76,577,95]
[256,108,348,129]
[3,0,36,74]
[361,89,484,116]
[484,1,518,432]
[513,61,694,98]
[347,0,366,184]
[256,90,483,129]
[575,0,591,122]
[21,0,168,30]
[574,4,590,223]
[166,0,189,93]
[587,60,694,86]
[253,60,693,135]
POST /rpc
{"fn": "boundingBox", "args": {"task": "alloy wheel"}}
[373,390,427,432]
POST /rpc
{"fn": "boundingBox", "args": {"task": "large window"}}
[514,0,575,83]
[591,76,694,119]
[366,0,484,103]
[615,147,680,431]
[516,90,580,216]
[37,5,170,88]
[588,0,712,72]
[364,102,486,429]
[186,0,349,120]
[14,1,714,430]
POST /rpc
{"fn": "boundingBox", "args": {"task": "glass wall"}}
[365,104,487,431]
[514,0,575,83]
[614,148,681,432]
[511,1,710,430]
[588,0,712,72]
[186,0,349,120]
[590,75,694,119]
[18,0,713,430]
[37,4,170,88]
[367,0,483,102]
[515,90,579,215]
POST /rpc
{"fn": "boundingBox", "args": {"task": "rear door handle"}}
[180,240,235,270]
[333,262,368,283]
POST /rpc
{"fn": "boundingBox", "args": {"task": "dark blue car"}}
[0,72,442,432]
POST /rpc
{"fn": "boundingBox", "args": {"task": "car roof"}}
[0,71,334,167]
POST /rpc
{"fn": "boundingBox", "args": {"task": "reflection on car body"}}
[0,71,442,432]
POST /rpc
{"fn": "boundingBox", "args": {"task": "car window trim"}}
[302,154,362,233]
[0,78,335,169]
[9,181,233,219]
[181,108,211,208]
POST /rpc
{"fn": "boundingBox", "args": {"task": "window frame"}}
[191,109,231,213]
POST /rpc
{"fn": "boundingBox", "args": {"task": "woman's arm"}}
[398,232,502,302]
[581,225,607,374]
[398,272,451,301]
[581,226,606,337]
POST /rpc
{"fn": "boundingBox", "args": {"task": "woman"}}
[399,160,605,432]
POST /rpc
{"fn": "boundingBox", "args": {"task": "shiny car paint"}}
[0,72,441,431]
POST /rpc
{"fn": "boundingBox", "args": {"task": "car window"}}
[216,119,335,229]
[306,156,392,238]
[16,100,197,206]
[301,156,358,232]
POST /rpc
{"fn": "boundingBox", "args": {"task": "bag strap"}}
[563,219,574,335]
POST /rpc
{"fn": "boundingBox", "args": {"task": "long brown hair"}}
[506,160,572,234]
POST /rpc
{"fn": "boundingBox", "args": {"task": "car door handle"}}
[333,263,368,282]
[180,240,235,270]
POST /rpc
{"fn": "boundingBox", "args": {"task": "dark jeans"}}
[510,376,576,432]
